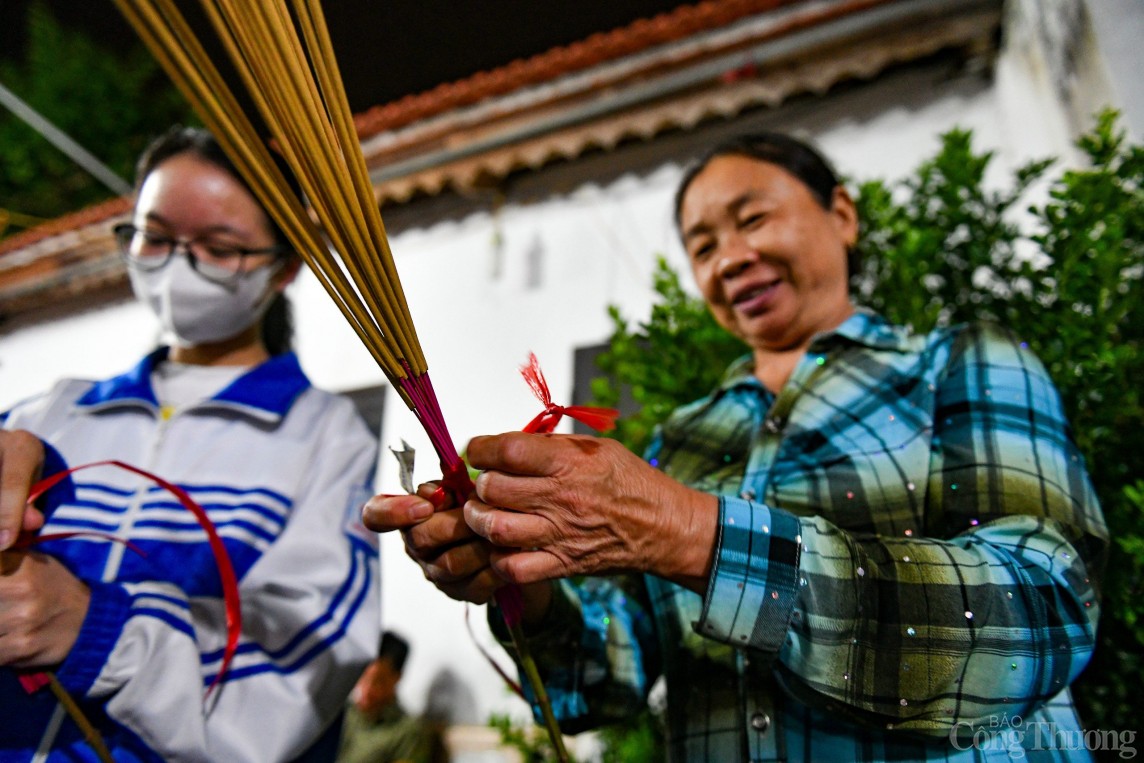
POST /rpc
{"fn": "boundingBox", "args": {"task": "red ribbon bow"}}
[520,352,619,435]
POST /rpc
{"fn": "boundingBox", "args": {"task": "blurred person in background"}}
[338,631,447,763]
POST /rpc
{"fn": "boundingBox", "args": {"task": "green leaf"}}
[0,2,196,231]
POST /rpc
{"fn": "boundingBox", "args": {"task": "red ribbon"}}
[440,458,475,503]
[19,460,241,698]
[13,531,146,555]
[520,353,619,435]
[16,670,51,694]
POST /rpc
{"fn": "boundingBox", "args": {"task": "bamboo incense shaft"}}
[114,0,391,357]
[206,0,424,368]
[111,0,423,408]
[47,674,115,763]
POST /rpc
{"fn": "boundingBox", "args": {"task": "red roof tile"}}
[352,0,800,139]
[0,196,130,257]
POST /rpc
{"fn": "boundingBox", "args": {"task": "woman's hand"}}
[464,432,719,594]
[0,430,47,551]
[0,550,90,668]
[362,483,504,604]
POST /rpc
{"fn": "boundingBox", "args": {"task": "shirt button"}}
[750,712,771,733]
[764,417,782,433]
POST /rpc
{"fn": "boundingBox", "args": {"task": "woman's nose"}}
[716,238,756,279]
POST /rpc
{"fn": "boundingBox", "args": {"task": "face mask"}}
[129,254,280,346]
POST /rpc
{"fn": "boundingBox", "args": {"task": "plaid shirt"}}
[500,311,1108,762]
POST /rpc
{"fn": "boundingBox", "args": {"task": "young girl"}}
[0,126,380,762]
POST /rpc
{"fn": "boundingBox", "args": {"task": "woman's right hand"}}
[0,430,46,551]
[362,482,504,605]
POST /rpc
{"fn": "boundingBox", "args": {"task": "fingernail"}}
[0,530,11,551]
[410,502,434,520]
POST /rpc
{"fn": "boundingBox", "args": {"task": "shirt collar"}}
[715,309,914,392]
[76,347,312,421]
[822,307,915,352]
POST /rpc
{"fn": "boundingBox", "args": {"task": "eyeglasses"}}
[113,223,284,285]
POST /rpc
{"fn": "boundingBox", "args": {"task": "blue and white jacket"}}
[1,349,381,762]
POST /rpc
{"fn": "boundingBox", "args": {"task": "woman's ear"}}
[830,186,859,249]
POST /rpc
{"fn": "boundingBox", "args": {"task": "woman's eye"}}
[740,212,766,229]
[690,242,714,261]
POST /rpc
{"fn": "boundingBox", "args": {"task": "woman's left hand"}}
[363,483,507,605]
[464,432,719,593]
[0,550,90,668]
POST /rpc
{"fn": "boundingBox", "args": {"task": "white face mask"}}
[129,254,280,346]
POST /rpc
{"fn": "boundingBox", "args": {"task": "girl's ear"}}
[274,257,302,292]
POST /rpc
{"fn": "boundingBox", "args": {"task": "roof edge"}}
[352,0,801,139]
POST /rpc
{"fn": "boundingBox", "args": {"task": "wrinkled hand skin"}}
[0,430,46,551]
[363,483,504,605]
[464,432,718,594]
[0,550,91,668]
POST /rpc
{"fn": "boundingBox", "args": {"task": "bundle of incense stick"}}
[111,0,461,467]
[111,2,569,759]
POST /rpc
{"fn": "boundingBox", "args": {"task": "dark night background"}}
[1,0,693,113]
[0,0,692,227]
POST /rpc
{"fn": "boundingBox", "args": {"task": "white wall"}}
[0,298,155,407]
[1081,0,1144,137]
[0,55,1094,727]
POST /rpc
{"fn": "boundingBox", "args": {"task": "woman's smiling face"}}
[679,153,858,354]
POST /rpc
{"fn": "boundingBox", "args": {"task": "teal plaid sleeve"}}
[698,498,802,651]
[488,576,659,732]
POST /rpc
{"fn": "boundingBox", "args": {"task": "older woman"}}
[366,132,1107,761]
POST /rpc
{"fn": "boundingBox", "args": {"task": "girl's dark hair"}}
[134,125,301,355]
[673,131,860,277]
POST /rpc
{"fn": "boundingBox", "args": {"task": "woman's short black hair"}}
[673,131,859,277]
[134,125,302,355]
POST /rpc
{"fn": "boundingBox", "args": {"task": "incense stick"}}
[112,0,420,407]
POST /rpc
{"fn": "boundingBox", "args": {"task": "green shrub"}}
[590,110,1142,743]
[488,712,576,762]
[0,2,194,235]
[590,261,746,458]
